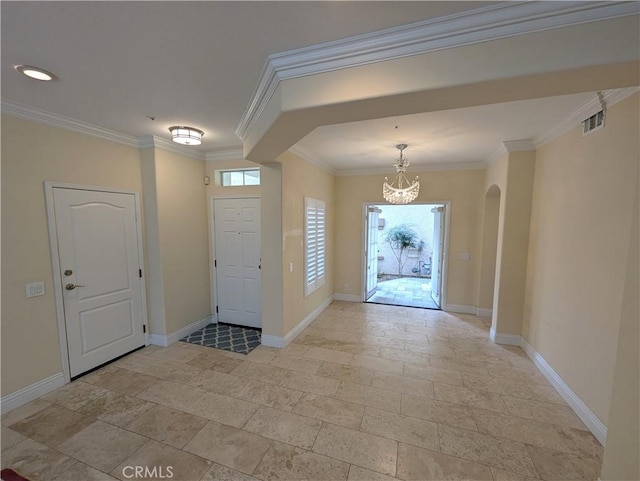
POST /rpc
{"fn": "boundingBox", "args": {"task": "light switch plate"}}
[458,253,470,261]
[26,281,45,298]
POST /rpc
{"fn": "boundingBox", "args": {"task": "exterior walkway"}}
[366,277,439,309]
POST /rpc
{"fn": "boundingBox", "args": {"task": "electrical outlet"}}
[26,281,45,298]
[343,284,349,291]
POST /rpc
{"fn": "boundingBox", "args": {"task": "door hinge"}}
[216,306,219,313]
[139,269,142,278]
[143,324,147,333]
[214,259,217,268]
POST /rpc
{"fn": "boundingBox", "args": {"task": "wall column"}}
[491,143,536,342]
[260,163,285,343]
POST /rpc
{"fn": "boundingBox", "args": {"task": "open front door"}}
[365,206,381,299]
[431,206,445,307]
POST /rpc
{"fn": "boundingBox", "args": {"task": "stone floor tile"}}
[335,382,402,413]
[293,393,365,429]
[347,465,398,481]
[186,369,249,396]
[57,421,147,473]
[473,408,572,453]
[372,372,434,398]
[361,407,439,451]
[137,380,205,411]
[526,444,600,481]
[254,442,349,481]
[53,462,119,480]
[1,399,52,427]
[439,424,538,478]
[433,383,508,413]
[316,361,374,386]
[184,391,259,428]
[230,361,290,384]
[1,426,27,452]
[8,404,93,447]
[268,353,322,374]
[351,354,404,375]
[243,406,322,449]
[1,438,77,481]
[502,395,588,430]
[490,467,542,481]
[312,423,398,477]
[78,390,154,428]
[278,371,341,396]
[401,393,477,431]
[42,381,110,411]
[80,366,158,396]
[403,363,464,386]
[111,439,210,481]
[125,405,208,448]
[235,379,303,412]
[201,463,259,481]
[184,421,271,474]
[397,442,493,480]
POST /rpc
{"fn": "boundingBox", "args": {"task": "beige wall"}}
[280,151,335,335]
[523,93,639,424]
[477,188,500,310]
[154,150,211,334]
[600,187,639,480]
[335,169,485,307]
[1,116,143,395]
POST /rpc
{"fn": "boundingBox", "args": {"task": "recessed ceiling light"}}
[169,126,204,146]
[14,65,58,81]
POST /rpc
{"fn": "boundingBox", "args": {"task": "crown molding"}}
[205,149,244,162]
[288,145,337,175]
[1,100,139,148]
[138,136,205,160]
[533,86,640,148]
[484,144,508,167]
[503,139,536,152]
[336,160,485,177]
[236,1,638,142]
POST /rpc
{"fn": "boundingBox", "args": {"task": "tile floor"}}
[1,301,603,481]
[367,278,439,309]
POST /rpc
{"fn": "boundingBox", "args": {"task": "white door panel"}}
[365,207,381,299]
[214,198,261,328]
[431,206,445,307]
[53,188,145,377]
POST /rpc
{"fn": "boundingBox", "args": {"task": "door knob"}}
[65,283,85,290]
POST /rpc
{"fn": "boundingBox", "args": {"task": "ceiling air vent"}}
[582,92,607,137]
[582,110,605,136]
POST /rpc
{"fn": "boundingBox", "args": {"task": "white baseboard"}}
[444,304,476,314]
[1,372,65,415]
[476,307,493,317]
[520,337,607,445]
[333,293,361,302]
[149,315,214,347]
[489,327,523,346]
[261,296,333,348]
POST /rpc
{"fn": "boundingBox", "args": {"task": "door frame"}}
[44,181,149,384]
[208,195,261,324]
[360,201,451,309]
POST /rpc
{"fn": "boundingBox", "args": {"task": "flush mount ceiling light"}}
[168,126,204,146]
[14,65,58,81]
[383,144,420,205]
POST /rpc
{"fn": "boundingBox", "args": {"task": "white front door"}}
[214,198,261,328]
[431,206,445,307]
[365,206,381,299]
[52,188,145,377]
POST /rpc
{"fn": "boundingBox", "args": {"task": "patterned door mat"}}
[181,323,261,355]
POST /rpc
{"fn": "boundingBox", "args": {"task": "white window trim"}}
[304,197,326,297]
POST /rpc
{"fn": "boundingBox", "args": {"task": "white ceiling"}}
[1,1,600,170]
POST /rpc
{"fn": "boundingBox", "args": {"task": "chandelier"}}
[383,144,420,204]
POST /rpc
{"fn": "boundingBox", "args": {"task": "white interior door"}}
[365,206,381,299]
[53,188,145,377]
[431,206,445,307]
[214,198,262,328]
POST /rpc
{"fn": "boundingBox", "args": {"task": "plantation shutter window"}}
[304,197,326,297]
